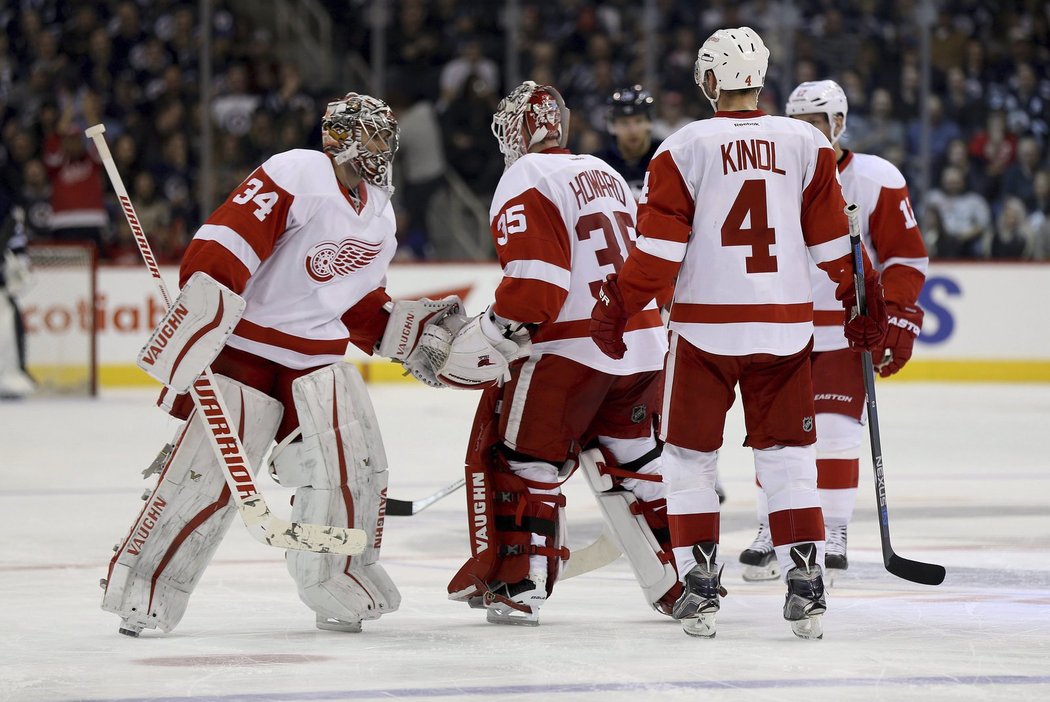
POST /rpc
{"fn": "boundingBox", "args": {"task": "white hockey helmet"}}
[321,92,399,189]
[694,27,769,110]
[491,80,570,168]
[786,80,849,145]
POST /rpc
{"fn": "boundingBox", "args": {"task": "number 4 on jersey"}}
[233,177,279,222]
[722,179,777,274]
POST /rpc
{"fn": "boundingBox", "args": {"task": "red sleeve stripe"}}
[195,224,263,274]
[531,309,664,343]
[636,235,687,262]
[800,147,849,246]
[670,302,813,324]
[502,258,571,291]
[814,309,845,326]
[233,318,349,357]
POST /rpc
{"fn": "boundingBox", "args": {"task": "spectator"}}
[20,159,53,239]
[968,111,1018,196]
[925,166,991,259]
[41,119,109,251]
[907,95,962,174]
[1027,170,1050,260]
[848,88,905,155]
[652,90,692,141]
[989,62,1050,143]
[991,197,1033,259]
[387,89,447,259]
[438,38,498,113]
[1001,137,1043,210]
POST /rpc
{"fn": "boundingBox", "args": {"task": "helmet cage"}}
[785,80,848,145]
[491,81,570,168]
[322,93,400,189]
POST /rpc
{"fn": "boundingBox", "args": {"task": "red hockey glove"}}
[842,273,889,352]
[590,274,629,360]
[874,303,924,377]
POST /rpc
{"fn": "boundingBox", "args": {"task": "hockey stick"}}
[846,203,945,586]
[86,124,365,556]
[386,477,466,516]
[561,528,622,579]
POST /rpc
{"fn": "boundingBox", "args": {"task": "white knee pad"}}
[276,363,400,626]
[102,377,282,635]
[815,413,863,457]
[753,445,819,515]
[661,444,719,514]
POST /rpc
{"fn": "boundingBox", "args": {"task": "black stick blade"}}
[886,554,946,586]
[384,499,414,517]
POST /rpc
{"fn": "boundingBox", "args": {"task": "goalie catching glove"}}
[136,272,245,392]
[422,306,532,389]
[376,296,466,387]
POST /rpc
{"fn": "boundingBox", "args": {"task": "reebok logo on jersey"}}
[305,237,384,282]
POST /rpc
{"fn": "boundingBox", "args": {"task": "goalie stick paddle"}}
[385,478,466,516]
[86,123,365,556]
[846,203,945,586]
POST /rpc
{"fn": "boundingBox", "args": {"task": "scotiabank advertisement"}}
[20,262,1050,386]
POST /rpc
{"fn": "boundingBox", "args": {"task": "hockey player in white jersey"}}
[591,28,890,639]
[420,81,680,626]
[739,80,928,582]
[102,92,461,636]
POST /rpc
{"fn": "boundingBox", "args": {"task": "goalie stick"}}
[847,203,945,586]
[86,123,365,557]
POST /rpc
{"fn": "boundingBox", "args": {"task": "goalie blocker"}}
[136,272,245,393]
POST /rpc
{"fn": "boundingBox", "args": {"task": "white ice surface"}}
[1,382,1048,702]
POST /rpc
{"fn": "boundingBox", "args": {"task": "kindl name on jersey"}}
[569,169,627,209]
[721,139,786,176]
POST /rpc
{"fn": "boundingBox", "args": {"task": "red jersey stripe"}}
[670,302,814,324]
[532,309,664,343]
[234,318,349,357]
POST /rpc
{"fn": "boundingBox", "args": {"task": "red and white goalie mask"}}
[491,81,570,168]
[321,92,400,191]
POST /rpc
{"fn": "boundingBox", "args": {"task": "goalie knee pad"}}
[101,376,282,636]
[448,447,568,607]
[276,363,400,628]
[580,446,680,615]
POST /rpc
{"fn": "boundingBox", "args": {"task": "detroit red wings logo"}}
[305,238,384,282]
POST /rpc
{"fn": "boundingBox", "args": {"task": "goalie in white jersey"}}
[739,80,929,583]
[420,81,679,626]
[102,92,461,636]
[591,28,890,639]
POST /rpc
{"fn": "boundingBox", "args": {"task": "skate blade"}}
[316,616,363,633]
[486,607,539,627]
[826,567,845,588]
[682,612,717,638]
[118,626,142,638]
[741,562,780,582]
[790,612,824,640]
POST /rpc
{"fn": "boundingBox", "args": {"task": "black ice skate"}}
[483,574,547,626]
[672,542,727,638]
[739,523,779,581]
[784,543,827,640]
[824,524,848,582]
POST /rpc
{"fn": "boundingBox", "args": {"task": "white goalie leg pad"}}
[279,363,401,627]
[136,272,245,392]
[102,376,282,635]
[579,448,678,608]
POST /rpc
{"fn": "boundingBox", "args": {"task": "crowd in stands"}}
[2,0,1048,262]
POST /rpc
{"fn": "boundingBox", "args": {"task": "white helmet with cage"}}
[786,80,849,145]
[321,92,399,191]
[491,80,570,169]
[694,27,770,111]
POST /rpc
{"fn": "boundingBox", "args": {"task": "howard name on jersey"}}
[632,111,853,357]
[489,151,666,375]
[180,149,397,369]
[811,151,927,352]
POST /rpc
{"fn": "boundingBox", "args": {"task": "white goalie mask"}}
[491,81,570,169]
[786,80,849,145]
[694,27,770,111]
[321,92,399,191]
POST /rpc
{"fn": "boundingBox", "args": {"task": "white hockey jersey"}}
[181,149,396,369]
[812,151,928,351]
[621,110,863,357]
[488,149,666,375]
